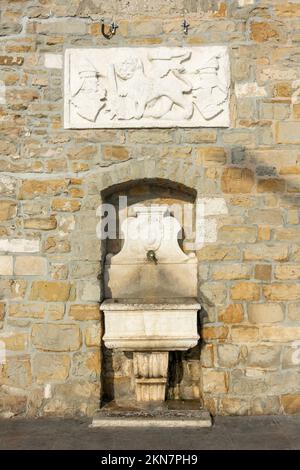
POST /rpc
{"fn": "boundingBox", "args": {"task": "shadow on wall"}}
[98,148,300,406]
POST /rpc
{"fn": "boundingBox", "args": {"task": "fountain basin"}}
[101,298,200,351]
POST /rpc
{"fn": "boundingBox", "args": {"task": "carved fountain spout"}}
[147,250,157,264]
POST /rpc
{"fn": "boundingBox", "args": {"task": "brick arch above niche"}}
[86,155,203,197]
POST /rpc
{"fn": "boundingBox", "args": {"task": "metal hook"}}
[101,18,118,39]
[110,21,119,35]
[182,19,190,35]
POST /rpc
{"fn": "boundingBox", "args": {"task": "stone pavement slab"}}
[0,416,299,450]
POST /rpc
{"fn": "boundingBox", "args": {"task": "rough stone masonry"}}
[0,0,300,417]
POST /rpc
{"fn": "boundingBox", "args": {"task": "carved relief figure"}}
[71,62,107,122]
[66,47,230,127]
[110,52,194,121]
[191,55,228,120]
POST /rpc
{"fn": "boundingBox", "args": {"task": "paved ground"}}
[0,416,299,450]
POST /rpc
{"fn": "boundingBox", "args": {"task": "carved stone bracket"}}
[133,352,169,403]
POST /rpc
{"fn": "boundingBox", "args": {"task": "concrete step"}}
[91,402,212,428]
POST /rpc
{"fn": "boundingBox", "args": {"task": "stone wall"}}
[0,0,300,417]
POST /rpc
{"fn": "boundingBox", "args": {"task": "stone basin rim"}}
[101,298,201,310]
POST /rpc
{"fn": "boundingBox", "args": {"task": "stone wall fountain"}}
[92,205,211,426]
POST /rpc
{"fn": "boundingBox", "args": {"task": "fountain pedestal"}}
[133,352,168,403]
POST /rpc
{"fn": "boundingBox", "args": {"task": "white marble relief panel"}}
[64,46,230,128]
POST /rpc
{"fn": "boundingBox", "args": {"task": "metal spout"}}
[147,250,158,265]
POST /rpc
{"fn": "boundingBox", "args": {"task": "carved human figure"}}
[192,55,228,120]
[71,67,107,122]
[110,53,193,121]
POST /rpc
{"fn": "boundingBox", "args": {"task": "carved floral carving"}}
[64,46,230,128]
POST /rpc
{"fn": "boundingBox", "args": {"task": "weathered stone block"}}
[251,396,280,415]
[0,175,16,196]
[276,122,300,144]
[202,326,229,340]
[24,217,57,230]
[231,326,259,342]
[231,369,267,395]
[274,227,300,242]
[51,199,81,212]
[128,19,163,36]
[248,303,284,324]
[281,395,300,414]
[217,344,240,367]
[102,146,129,161]
[219,397,249,416]
[202,369,228,394]
[85,324,101,347]
[218,304,244,323]
[14,256,47,276]
[9,303,45,319]
[197,244,241,261]
[250,21,281,42]
[69,304,100,321]
[257,178,285,193]
[18,180,68,200]
[36,19,87,35]
[222,132,255,146]
[48,304,65,321]
[231,282,260,301]
[247,344,281,369]
[31,324,81,352]
[263,284,300,301]
[0,201,17,221]
[219,226,257,244]
[258,227,271,242]
[247,209,282,226]
[44,237,71,253]
[274,5,300,17]
[282,346,300,369]
[260,326,300,342]
[182,129,217,143]
[267,371,300,395]
[273,82,292,98]
[243,245,288,262]
[0,238,40,253]
[79,281,101,302]
[1,356,32,388]
[0,55,24,66]
[288,302,300,322]
[197,147,226,166]
[30,281,74,302]
[0,279,27,300]
[33,353,70,383]
[221,168,255,193]
[235,82,266,98]
[275,265,300,280]
[200,282,227,306]
[72,351,100,381]
[211,264,251,280]
[255,264,272,281]
[1,333,28,351]
[200,343,214,368]
[0,256,13,275]
[67,145,97,161]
